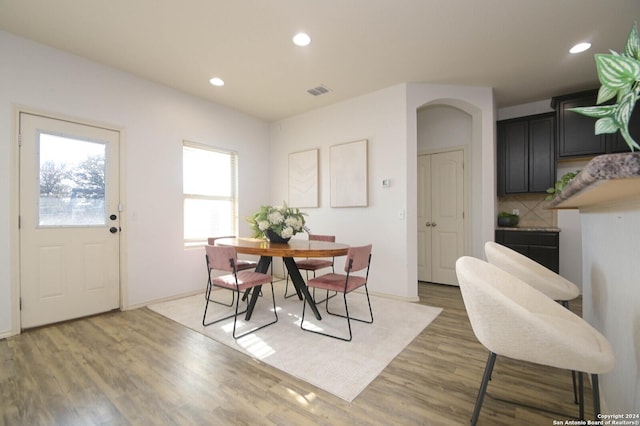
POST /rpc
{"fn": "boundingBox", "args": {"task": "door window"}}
[38,133,106,227]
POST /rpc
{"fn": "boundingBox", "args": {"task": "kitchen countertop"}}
[496,227,561,232]
[549,152,640,209]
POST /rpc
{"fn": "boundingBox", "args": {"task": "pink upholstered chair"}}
[284,233,336,300]
[300,244,373,341]
[203,245,278,339]
[455,256,614,424]
[208,236,258,271]
[206,236,260,305]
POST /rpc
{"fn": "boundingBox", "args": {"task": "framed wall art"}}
[288,148,319,208]
[330,139,368,207]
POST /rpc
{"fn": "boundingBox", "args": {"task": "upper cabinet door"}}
[497,112,555,195]
[553,90,607,158]
[528,114,556,192]
[498,119,528,194]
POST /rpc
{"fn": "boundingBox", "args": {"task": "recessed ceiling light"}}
[570,42,591,54]
[209,77,225,86]
[293,32,311,47]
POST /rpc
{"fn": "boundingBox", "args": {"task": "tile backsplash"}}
[497,193,557,228]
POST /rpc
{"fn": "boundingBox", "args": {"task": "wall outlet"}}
[512,209,520,216]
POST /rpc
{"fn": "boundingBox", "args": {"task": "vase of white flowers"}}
[248,202,308,243]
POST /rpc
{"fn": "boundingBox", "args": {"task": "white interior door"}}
[19,112,120,328]
[417,155,432,281]
[417,150,464,285]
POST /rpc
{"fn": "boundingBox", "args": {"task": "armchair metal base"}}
[470,352,602,425]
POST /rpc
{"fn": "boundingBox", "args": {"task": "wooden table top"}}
[214,237,349,258]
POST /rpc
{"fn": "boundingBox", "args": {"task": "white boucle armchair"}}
[484,241,580,303]
[455,256,614,425]
[485,240,583,403]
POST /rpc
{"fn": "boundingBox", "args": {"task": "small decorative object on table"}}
[248,202,308,243]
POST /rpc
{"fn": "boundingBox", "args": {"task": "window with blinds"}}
[183,141,237,246]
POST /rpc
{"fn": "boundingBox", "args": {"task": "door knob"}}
[109,227,118,234]
[426,222,432,227]
[110,214,117,220]
[432,222,437,227]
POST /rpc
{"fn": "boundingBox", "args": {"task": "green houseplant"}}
[545,170,581,201]
[247,202,308,242]
[570,22,640,151]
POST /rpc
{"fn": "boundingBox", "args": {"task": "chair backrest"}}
[205,244,237,273]
[455,256,614,373]
[309,234,336,242]
[484,241,579,301]
[207,235,236,245]
[343,244,372,273]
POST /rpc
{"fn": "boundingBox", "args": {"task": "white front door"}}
[19,112,121,328]
[417,150,465,285]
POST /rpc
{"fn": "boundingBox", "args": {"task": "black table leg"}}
[283,257,322,320]
[244,256,272,320]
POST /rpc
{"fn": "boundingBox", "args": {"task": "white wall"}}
[0,31,270,336]
[270,85,412,298]
[417,105,472,154]
[270,83,495,300]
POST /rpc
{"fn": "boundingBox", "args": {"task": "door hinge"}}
[18,133,22,147]
[18,215,21,229]
[19,298,22,310]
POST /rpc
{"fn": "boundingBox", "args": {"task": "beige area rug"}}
[148,281,442,402]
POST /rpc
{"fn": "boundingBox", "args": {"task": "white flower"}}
[281,227,294,238]
[267,211,284,225]
[258,220,270,231]
[285,216,301,230]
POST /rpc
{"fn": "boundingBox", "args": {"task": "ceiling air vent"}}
[307,84,331,96]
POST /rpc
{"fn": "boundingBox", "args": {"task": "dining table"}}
[214,237,350,321]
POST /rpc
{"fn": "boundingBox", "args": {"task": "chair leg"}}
[205,277,235,307]
[301,286,373,341]
[471,352,497,426]
[578,372,585,420]
[203,286,246,327]
[325,285,373,325]
[560,300,580,405]
[592,374,601,418]
[232,283,278,339]
[301,291,353,341]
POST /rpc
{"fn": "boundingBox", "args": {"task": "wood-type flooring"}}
[0,282,594,425]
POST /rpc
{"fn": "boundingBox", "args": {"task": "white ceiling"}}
[1,0,639,122]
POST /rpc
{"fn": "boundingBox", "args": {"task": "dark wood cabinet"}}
[497,113,555,195]
[495,230,559,273]
[551,89,640,158]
